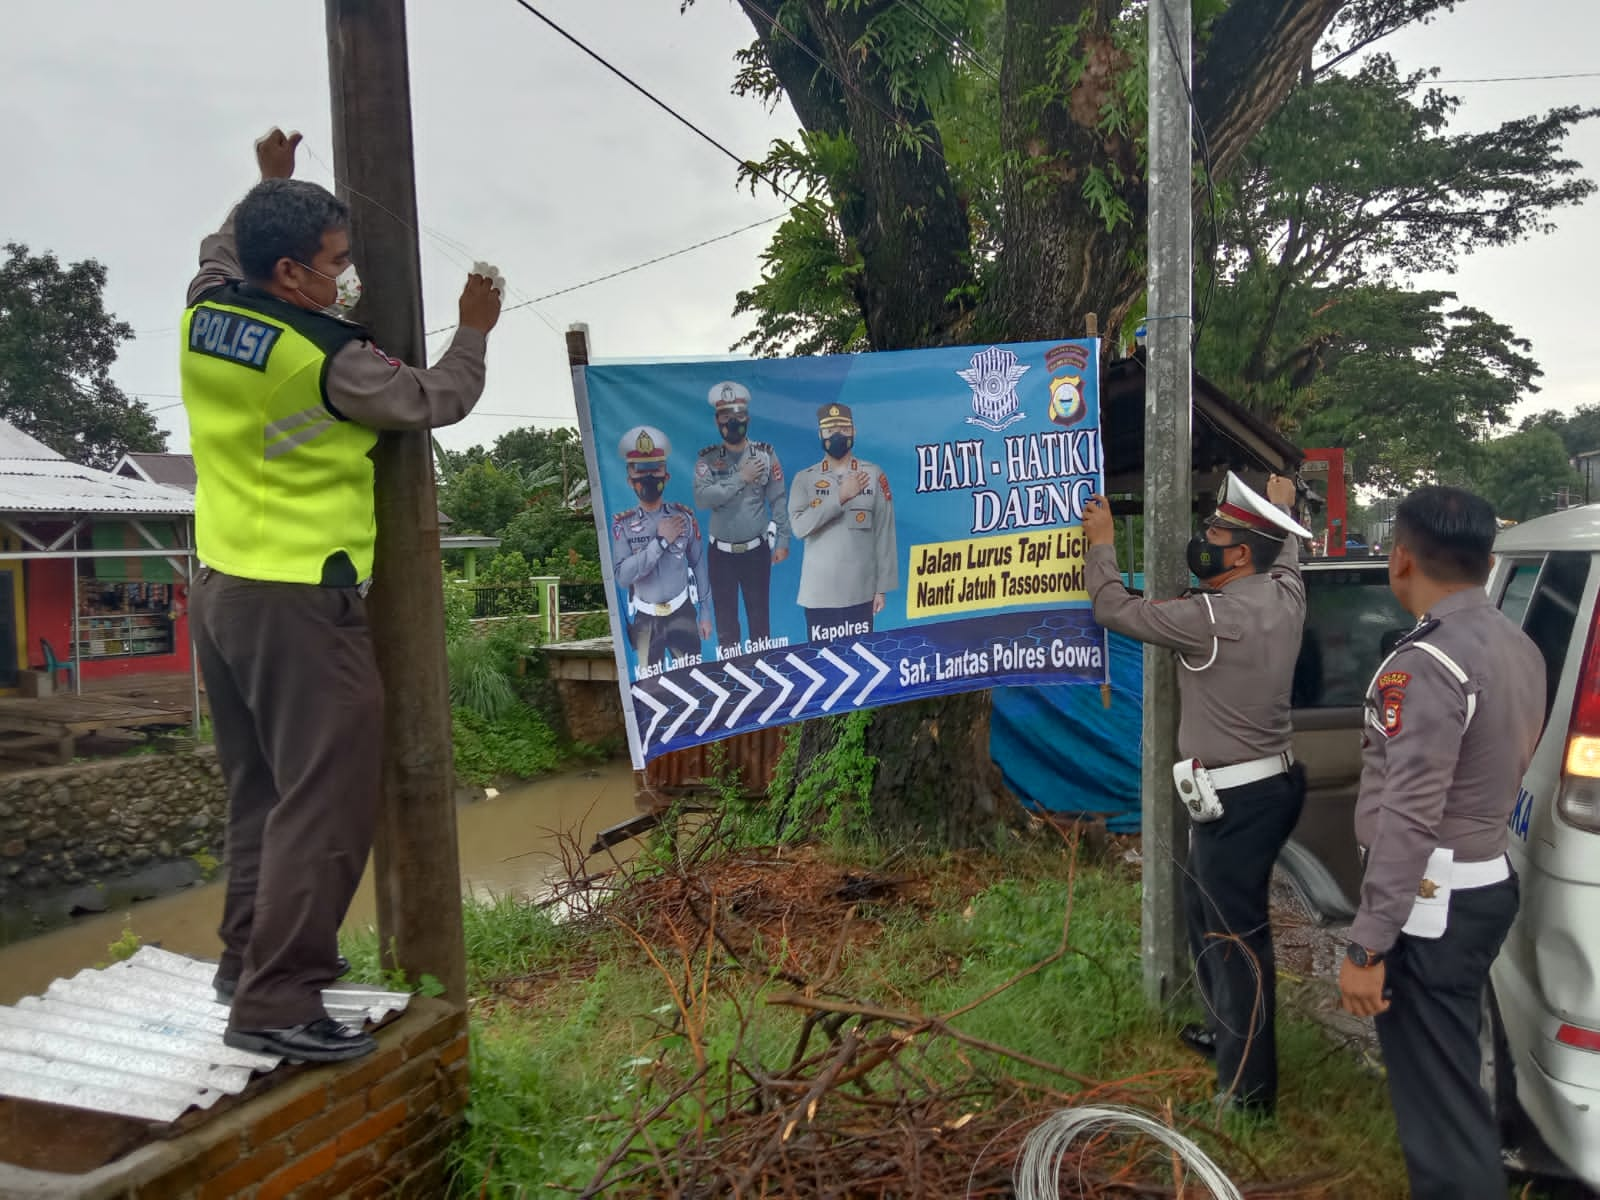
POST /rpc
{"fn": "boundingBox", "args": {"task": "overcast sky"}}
[3,0,1596,457]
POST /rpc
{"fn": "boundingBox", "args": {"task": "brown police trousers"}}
[191,568,383,1029]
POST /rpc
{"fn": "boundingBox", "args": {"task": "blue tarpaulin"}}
[991,628,1145,832]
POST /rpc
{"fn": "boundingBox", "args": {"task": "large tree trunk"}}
[740,0,1347,848]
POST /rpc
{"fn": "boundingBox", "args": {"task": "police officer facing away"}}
[789,404,898,641]
[693,382,791,657]
[185,129,501,1062]
[1082,473,1309,1116]
[1338,487,1544,1200]
[611,426,712,670]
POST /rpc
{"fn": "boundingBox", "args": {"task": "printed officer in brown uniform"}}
[693,381,792,658]
[789,403,899,641]
[610,426,712,672]
[1082,472,1309,1117]
[1338,487,1544,1200]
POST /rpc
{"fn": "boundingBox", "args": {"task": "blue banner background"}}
[577,340,1109,767]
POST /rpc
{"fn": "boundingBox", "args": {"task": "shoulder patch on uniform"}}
[878,472,892,503]
[753,441,773,451]
[698,444,721,457]
[188,306,282,372]
[1378,672,1410,735]
[611,516,625,539]
[695,459,711,478]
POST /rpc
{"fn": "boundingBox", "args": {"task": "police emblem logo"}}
[635,431,655,454]
[1377,670,1410,734]
[829,405,841,416]
[1418,878,1439,899]
[721,384,737,404]
[1048,373,1086,428]
[855,511,866,523]
[957,346,1029,433]
[814,478,831,490]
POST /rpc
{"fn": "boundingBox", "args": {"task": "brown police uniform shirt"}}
[188,209,486,430]
[1349,588,1545,952]
[1085,537,1304,768]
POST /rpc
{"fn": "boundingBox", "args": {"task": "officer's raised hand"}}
[1081,495,1115,546]
[459,274,503,335]
[1266,474,1296,509]
[840,470,871,502]
[740,457,765,486]
[656,513,686,544]
[256,128,302,180]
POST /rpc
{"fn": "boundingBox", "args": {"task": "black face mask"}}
[634,477,665,503]
[822,433,853,460]
[719,419,748,443]
[1186,534,1234,581]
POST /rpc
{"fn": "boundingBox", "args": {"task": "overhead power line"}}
[1433,70,1600,85]
[507,0,800,205]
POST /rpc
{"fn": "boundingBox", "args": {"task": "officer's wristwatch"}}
[1346,943,1385,968]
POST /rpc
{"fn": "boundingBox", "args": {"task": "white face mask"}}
[296,261,363,317]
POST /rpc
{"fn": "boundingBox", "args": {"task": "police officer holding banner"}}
[789,403,898,641]
[1082,473,1308,1117]
[1338,487,1544,1200]
[694,382,791,657]
[610,426,711,670]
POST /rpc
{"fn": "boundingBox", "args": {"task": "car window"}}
[1294,568,1413,708]
[1497,559,1543,628]
[1519,551,1591,724]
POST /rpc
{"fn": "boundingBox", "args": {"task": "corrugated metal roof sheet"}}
[0,423,67,461]
[118,452,198,492]
[0,946,409,1123]
[0,457,195,516]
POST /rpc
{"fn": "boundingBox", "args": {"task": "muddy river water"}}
[0,762,642,1005]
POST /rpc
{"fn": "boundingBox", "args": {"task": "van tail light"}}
[1559,612,1600,831]
[1557,1023,1600,1053]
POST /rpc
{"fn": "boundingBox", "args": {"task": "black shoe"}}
[213,955,351,1005]
[1178,1023,1217,1059]
[223,1017,376,1062]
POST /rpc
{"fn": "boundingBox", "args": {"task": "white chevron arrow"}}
[852,644,891,706]
[723,663,762,728]
[786,653,827,717]
[631,685,669,753]
[657,673,698,744]
[755,660,794,726]
[817,648,860,712]
[689,668,730,736]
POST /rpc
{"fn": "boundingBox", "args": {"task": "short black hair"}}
[1393,486,1496,585]
[234,179,350,283]
[1229,529,1283,575]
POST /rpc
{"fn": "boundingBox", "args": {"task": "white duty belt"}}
[631,587,689,618]
[1206,749,1295,791]
[713,535,764,553]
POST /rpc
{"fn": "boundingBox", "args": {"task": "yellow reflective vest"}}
[181,285,377,585]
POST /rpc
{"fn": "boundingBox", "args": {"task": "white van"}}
[1285,509,1600,1186]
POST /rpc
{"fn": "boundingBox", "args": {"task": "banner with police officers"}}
[576,339,1109,768]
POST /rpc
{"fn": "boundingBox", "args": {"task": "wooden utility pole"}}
[326,0,467,1004]
[1141,0,1194,1007]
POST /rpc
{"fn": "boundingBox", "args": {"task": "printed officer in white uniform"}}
[693,381,792,658]
[609,426,711,671]
[788,403,898,641]
[1338,486,1544,1200]
[1082,473,1308,1116]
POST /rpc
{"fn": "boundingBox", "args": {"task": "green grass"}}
[413,843,1414,1199]
[451,705,563,786]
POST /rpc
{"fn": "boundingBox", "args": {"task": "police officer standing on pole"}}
[611,425,711,671]
[694,381,791,659]
[1082,473,1309,1116]
[185,129,501,1062]
[1339,486,1544,1200]
[789,403,898,641]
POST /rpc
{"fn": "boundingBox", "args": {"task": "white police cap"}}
[1210,471,1312,540]
[709,381,751,413]
[618,425,670,472]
